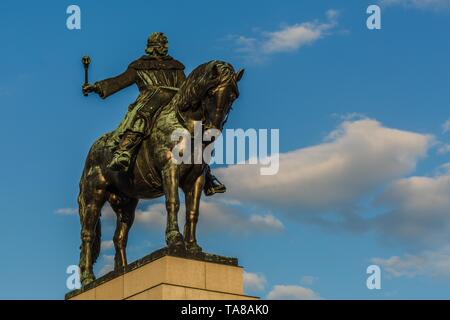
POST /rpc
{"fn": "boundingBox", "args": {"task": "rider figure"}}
[82,32,225,196]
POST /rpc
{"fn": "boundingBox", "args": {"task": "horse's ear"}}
[209,63,220,79]
[235,69,245,82]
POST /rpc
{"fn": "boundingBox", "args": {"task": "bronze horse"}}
[78,61,244,285]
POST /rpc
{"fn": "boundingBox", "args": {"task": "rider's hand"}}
[82,83,95,96]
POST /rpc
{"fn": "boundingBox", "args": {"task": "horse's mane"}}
[171,60,236,112]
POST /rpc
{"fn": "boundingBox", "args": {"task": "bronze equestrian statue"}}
[83,32,225,196]
[79,32,244,286]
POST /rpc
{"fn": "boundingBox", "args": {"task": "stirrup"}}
[204,183,226,196]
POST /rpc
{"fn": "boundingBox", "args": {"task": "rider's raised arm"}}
[94,67,137,99]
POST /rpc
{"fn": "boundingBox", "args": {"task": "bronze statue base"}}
[65,247,258,300]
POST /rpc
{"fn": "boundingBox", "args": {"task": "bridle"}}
[176,69,237,133]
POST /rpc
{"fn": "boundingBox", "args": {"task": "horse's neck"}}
[150,101,185,140]
[150,97,203,142]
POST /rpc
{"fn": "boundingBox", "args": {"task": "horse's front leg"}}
[162,163,185,252]
[183,168,205,254]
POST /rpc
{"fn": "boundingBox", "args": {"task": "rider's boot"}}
[204,166,226,196]
[108,131,143,172]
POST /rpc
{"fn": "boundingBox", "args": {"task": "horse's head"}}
[177,61,244,132]
[201,62,244,131]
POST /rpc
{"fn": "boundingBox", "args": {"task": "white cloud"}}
[101,203,115,218]
[229,10,339,62]
[442,119,450,133]
[326,9,340,20]
[372,245,450,277]
[380,0,450,10]
[374,164,450,245]
[248,214,284,231]
[261,20,334,54]
[101,240,114,251]
[108,200,284,235]
[134,203,166,227]
[437,143,450,154]
[60,118,444,249]
[216,118,431,230]
[98,255,114,276]
[301,275,318,286]
[243,272,267,292]
[267,285,322,300]
[55,208,77,216]
[199,201,284,234]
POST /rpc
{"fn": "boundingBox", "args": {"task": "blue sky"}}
[1,0,450,299]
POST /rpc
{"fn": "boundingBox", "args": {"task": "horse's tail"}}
[92,219,101,264]
[78,136,107,266]
[78,177,102,266]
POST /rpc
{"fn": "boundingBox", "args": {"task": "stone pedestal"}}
[66,248,258,300]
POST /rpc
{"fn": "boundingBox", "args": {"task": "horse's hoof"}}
[186,242,203,254]
[166,230,185,253]
[114,264,126,274]
[167,240,186,255]
[81,275,95,287]
[168,244,186,255]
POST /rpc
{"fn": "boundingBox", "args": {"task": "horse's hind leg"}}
[78,183,106,286]
[109,194,137,273]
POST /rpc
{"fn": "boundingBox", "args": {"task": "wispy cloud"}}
[244,271,321,299]
[126,201,284,234]
[248,214,284,231]
[59,200,283,239]
[374,163,450,246]
[134,203,167,226]
[55,208,77,216]
[373,245,450,278]
[100,240,114,251]
[98,255,114,276]
[436,143,450,154]
[227,10,340,63]
[301,275,318,286]
[267,285,322,300]
[243,272,267,292]
[442,119,450,133]
[380,0,450,10]
[431,119,450,154]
